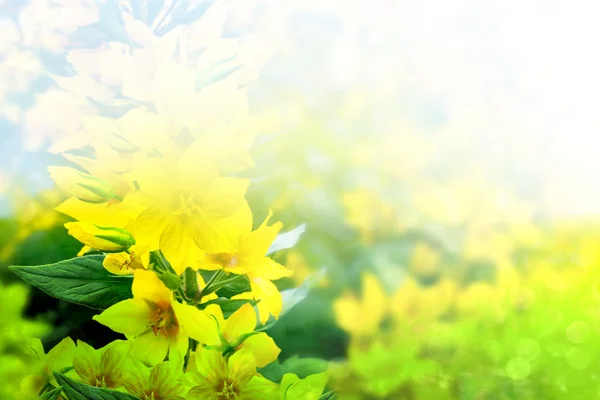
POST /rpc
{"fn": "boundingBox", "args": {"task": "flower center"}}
[216,380,238,399]
[173,194,199,217]
[207,253,239,268]
[142,390,158,400]
[147,301,178,337]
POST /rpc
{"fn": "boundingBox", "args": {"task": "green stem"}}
[150,250,177,275]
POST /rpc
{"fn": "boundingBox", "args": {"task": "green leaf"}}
[280,268,326,317]
[281,372,329,400]
[40,386,64,400]
[259,355,329,382]
[215,274,252,298]
[201,298,256,318]
[10,255,133,310]
[267,224,306,256]
[54,372,139,400]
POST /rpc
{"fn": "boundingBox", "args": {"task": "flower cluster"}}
[5,2,329,399]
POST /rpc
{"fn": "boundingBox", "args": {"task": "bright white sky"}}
[257,0,600,217]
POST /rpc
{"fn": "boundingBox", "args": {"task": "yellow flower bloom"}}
[186,348,278,400]
[124,358,188,400]
[102,245,149,275]
[333,273,388,338]
[204,303,280,368]
[73,340,130,389]
[125,151,249,275]
[93,270,217,365]
[196,205,292,323]
[409,241,441,278]
[21,337,76,396]
[390,278,456,324]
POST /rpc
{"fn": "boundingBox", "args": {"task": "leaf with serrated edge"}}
[10,255,133,310]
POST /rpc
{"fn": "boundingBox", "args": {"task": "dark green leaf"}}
[40,386,63,400]
[201,298,256,318]
[54,372,139,400]
[9,255,133,310]
[215,274,251,298]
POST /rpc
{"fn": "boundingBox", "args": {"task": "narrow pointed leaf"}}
[54,372,139,400]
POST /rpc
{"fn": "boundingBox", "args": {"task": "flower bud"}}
[49,166,121,203]
[65,222,135,252]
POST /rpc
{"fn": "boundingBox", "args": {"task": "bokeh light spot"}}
[516,338,540,361]
[505,357,531,380]
[566,321,591,344]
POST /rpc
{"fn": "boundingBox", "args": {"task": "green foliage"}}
[39,386,64,400]
[260,355,329,382]
[54,372,139,400]
[267,224,307,256]
[10,255,133,310]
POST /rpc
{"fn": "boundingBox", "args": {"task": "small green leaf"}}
[267,224,307,255]
[280,268,326,317]
[40,386,64,400]
[215,274,252,298]
[259,355,329,382]
[54,372,139,400]
[201,298,256,318]
[10,255,133,310]
[281,372,329,400]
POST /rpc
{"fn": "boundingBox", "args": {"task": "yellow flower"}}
[204,303,280,368]
[409,241,441,278]
[333,273,388,338]
[186,348,278,400]
[73,340,130,389]
[93,270,217,365]
[102,245,149,275]
[196,205,292,323]
[21,337,76,396]
[125,150,249,275]
[390,278,456,324]
[124,358,188,400]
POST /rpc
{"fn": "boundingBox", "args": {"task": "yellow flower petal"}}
[171,300,220,346]
[73,340,101,385]
[228,350,256,387]
[93,298,150,336]
[239,332,280,368]
[249,277,282,324]
[223,303,257,341]
[132,270,172,303]
[198,177,249,220]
